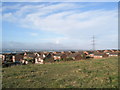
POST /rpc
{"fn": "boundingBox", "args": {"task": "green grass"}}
[2,57,118,88]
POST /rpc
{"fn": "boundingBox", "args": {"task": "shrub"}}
[65,57,73,61]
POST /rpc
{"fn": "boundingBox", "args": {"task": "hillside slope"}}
[2,57,118,88]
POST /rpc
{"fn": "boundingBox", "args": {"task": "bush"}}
[54,59,60,62]
[86,56,91,59]
[25,59,34,62]
[59,58,65,61]
[65,57,73,61]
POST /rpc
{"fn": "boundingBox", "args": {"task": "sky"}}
[2,2,118,50]
[2,0,120,2]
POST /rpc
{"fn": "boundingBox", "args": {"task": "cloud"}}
[2,41,71,50]
[2,2,118,50]
[30,33,38,36]
[39,37,69,44]
[16,8,117,40]
[2,0,120,2]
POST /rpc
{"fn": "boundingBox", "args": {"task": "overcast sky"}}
[2,2,118,50]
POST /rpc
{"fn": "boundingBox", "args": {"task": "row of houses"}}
[2,49,120,66]
[84,50,119,59]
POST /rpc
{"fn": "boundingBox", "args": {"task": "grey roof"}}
[109,52,118,55]
[93,52,107,56]
[54,53,63,56]
[67,53,81,58]
[35,55,44,59]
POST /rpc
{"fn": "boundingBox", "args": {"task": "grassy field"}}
[2,57,118,88]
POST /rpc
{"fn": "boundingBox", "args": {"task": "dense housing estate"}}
[2,49,120,67]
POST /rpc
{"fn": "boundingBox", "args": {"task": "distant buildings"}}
[2,49,120,67]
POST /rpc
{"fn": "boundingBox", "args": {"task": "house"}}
[23,52,36,60]
[37,52,46,58]
[53,54,61,61]
[64,51,71,56]
[84,51,94,54]
[21,60,28,65]
[28,53,36,59]
[83,51,94,58]
[53,52,57,54]
[2,54,8,64]
[44,53,54,63]
[93,53,109,59]
[83,51,89,55]
[2,54,5,61]
[15,54,24,62]
[67,53,82,60]
[111,49,118,52]
[0,54,2,58]
[96,50,104,53]
[61,54,67,60]
[34,56,44,64]
[71,51,76,53]
[14,53,28,64]
[2,53,24,66]
[118,49,120,52]
[61,51,65,54]
[53,53,67,61]
[118,52,120,56]
[2,53,16,62]
[78,51,87,59]
[108,52,118,57]
[103,50,112,53]
[68,51,73,54]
